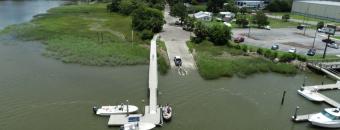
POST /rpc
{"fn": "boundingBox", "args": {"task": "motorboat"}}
[93,104,138,116]
[120,122,156,130]
[162,104,172,121]
[297,87,324,102]
[308,108,340,128]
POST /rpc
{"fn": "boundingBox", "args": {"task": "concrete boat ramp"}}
[292,82,340,122]
[107,35,162,126]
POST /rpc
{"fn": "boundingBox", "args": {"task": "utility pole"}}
[303,5,310,35]
[322,34,330,59]
[312,28,317,48]
[131,30,134,47]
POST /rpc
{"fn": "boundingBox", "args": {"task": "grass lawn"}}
[191,3,207,11]
[231,17,299,28]
[187,40,297,79]
[333,36,340,40]
[269,12,340,26]
[1,3,150,66]
[157,39,170,75]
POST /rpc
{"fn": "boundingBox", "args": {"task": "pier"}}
[108,35,162,126]
[307,60,340,80]
[293,82,340,122]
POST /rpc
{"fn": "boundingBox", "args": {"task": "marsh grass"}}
[1,3,150,66]
[189,40,297,79]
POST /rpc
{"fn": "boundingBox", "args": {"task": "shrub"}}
[279,53,296,62]
[317,21,324,29]
[297,55,307,62]
[241,45,248,52]
[141,30,154,40]
[257,48,264,55]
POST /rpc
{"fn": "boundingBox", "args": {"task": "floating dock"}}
[302,83,340,108]
[293,82,340,122]
[108,35,162,126]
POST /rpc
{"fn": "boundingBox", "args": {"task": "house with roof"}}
[194,11,212,21]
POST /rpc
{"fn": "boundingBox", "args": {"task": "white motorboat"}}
[308,108,340,128]
[162,104,172,121]
[93,104,138,116]
[297,87,324,102]
[120,122,156,130]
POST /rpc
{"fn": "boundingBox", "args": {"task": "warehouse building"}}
[291,1,340,22]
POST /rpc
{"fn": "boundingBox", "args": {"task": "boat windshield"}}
[322,110,337,120]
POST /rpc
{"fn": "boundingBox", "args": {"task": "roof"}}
[194,11,212,18]
[297,1,340,6]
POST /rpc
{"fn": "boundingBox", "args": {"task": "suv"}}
[327,43,339,49]
[322,39,335,44]
[307,48,316,56]
[271,44,279,50]
[288,48,296,53]
[174,56,182,66]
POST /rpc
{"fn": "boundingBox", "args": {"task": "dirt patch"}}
[281,42,322,50]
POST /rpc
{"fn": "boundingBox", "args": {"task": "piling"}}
[281,91,286,105]
[293,106,300,120]
[126,100,129,117]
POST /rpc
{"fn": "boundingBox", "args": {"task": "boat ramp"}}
[108,35,162,126]
[292,82,340,122]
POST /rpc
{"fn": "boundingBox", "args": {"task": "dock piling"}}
[294,106,300,120]
[126,100,129,117]
[281,91,286,105]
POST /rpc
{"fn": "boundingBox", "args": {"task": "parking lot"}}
[233,28,340,55]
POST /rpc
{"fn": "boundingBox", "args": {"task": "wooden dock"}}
[108,35,161,126]
[301,83,340,108]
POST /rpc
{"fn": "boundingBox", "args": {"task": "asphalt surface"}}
[160,5,196,70]
[232,28,340,55]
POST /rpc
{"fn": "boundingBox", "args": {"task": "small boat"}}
[297,87,324,102]
[93,103,138,116]
[120,122,156,130]
[162,104,172,121]
[308,108,340,128]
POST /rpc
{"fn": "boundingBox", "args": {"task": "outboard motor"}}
[92,106,98,114]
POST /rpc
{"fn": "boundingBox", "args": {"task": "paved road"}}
[233,28,340,55]
[160,5,196,70]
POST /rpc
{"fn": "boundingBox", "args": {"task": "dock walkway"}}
[292,113,317,122]
[108,35,161,126]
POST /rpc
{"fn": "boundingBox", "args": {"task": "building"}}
[235,0,265,9]
[292,1,340,22]
[219,12,235,22]
[194,11,212,21]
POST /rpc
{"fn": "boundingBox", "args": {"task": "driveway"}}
[160,5,196,70]
[233,28,340,55]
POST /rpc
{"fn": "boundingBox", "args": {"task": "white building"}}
[219,12,235,22]
[235,0,265,9]
[194,11,212,21]
[292,1,340,22]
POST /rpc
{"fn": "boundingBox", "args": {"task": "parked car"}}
[175,21,181,26]
[327,43,339,49]
[307,48,316,56]
[271,44,279,50]
[288,48,296,53]
[174,56,182,66]
[297,25,305,30]
[234,36,244,43]
[322,39,335,44]
[264,25,271,30]
[317,28,326,33]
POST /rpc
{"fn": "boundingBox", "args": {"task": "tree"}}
[240,7,248,14]
[207,23,231,45]
[317,21,324,29]
[266,0,292,12]
[223,0,238,14]
[171,2,187,24]
[193,21,209,42]
[132,6,165,33]
[282,14,290,22]
[253,11,269,27]
[183,16,195,31]
[207,0,226,13]
[236,15,249,28]
[107,0,121,12]
[118,0,140,15]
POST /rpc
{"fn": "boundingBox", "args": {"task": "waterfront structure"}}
[235,0,265,9]
[292,1,340,22]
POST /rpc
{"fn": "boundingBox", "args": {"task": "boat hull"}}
[122,122,156,130]
[96,105,138,116]
[297,90,324,102]
[309,120,340,128]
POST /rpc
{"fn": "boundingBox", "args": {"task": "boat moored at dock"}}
[308,108,340,128]
[297,87,324,102]
[162,104,172,121]
[120,122,156,130]
[93,104,138,116]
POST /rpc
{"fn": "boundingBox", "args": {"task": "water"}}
[0,0,62,29]
[0,1,339,130]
